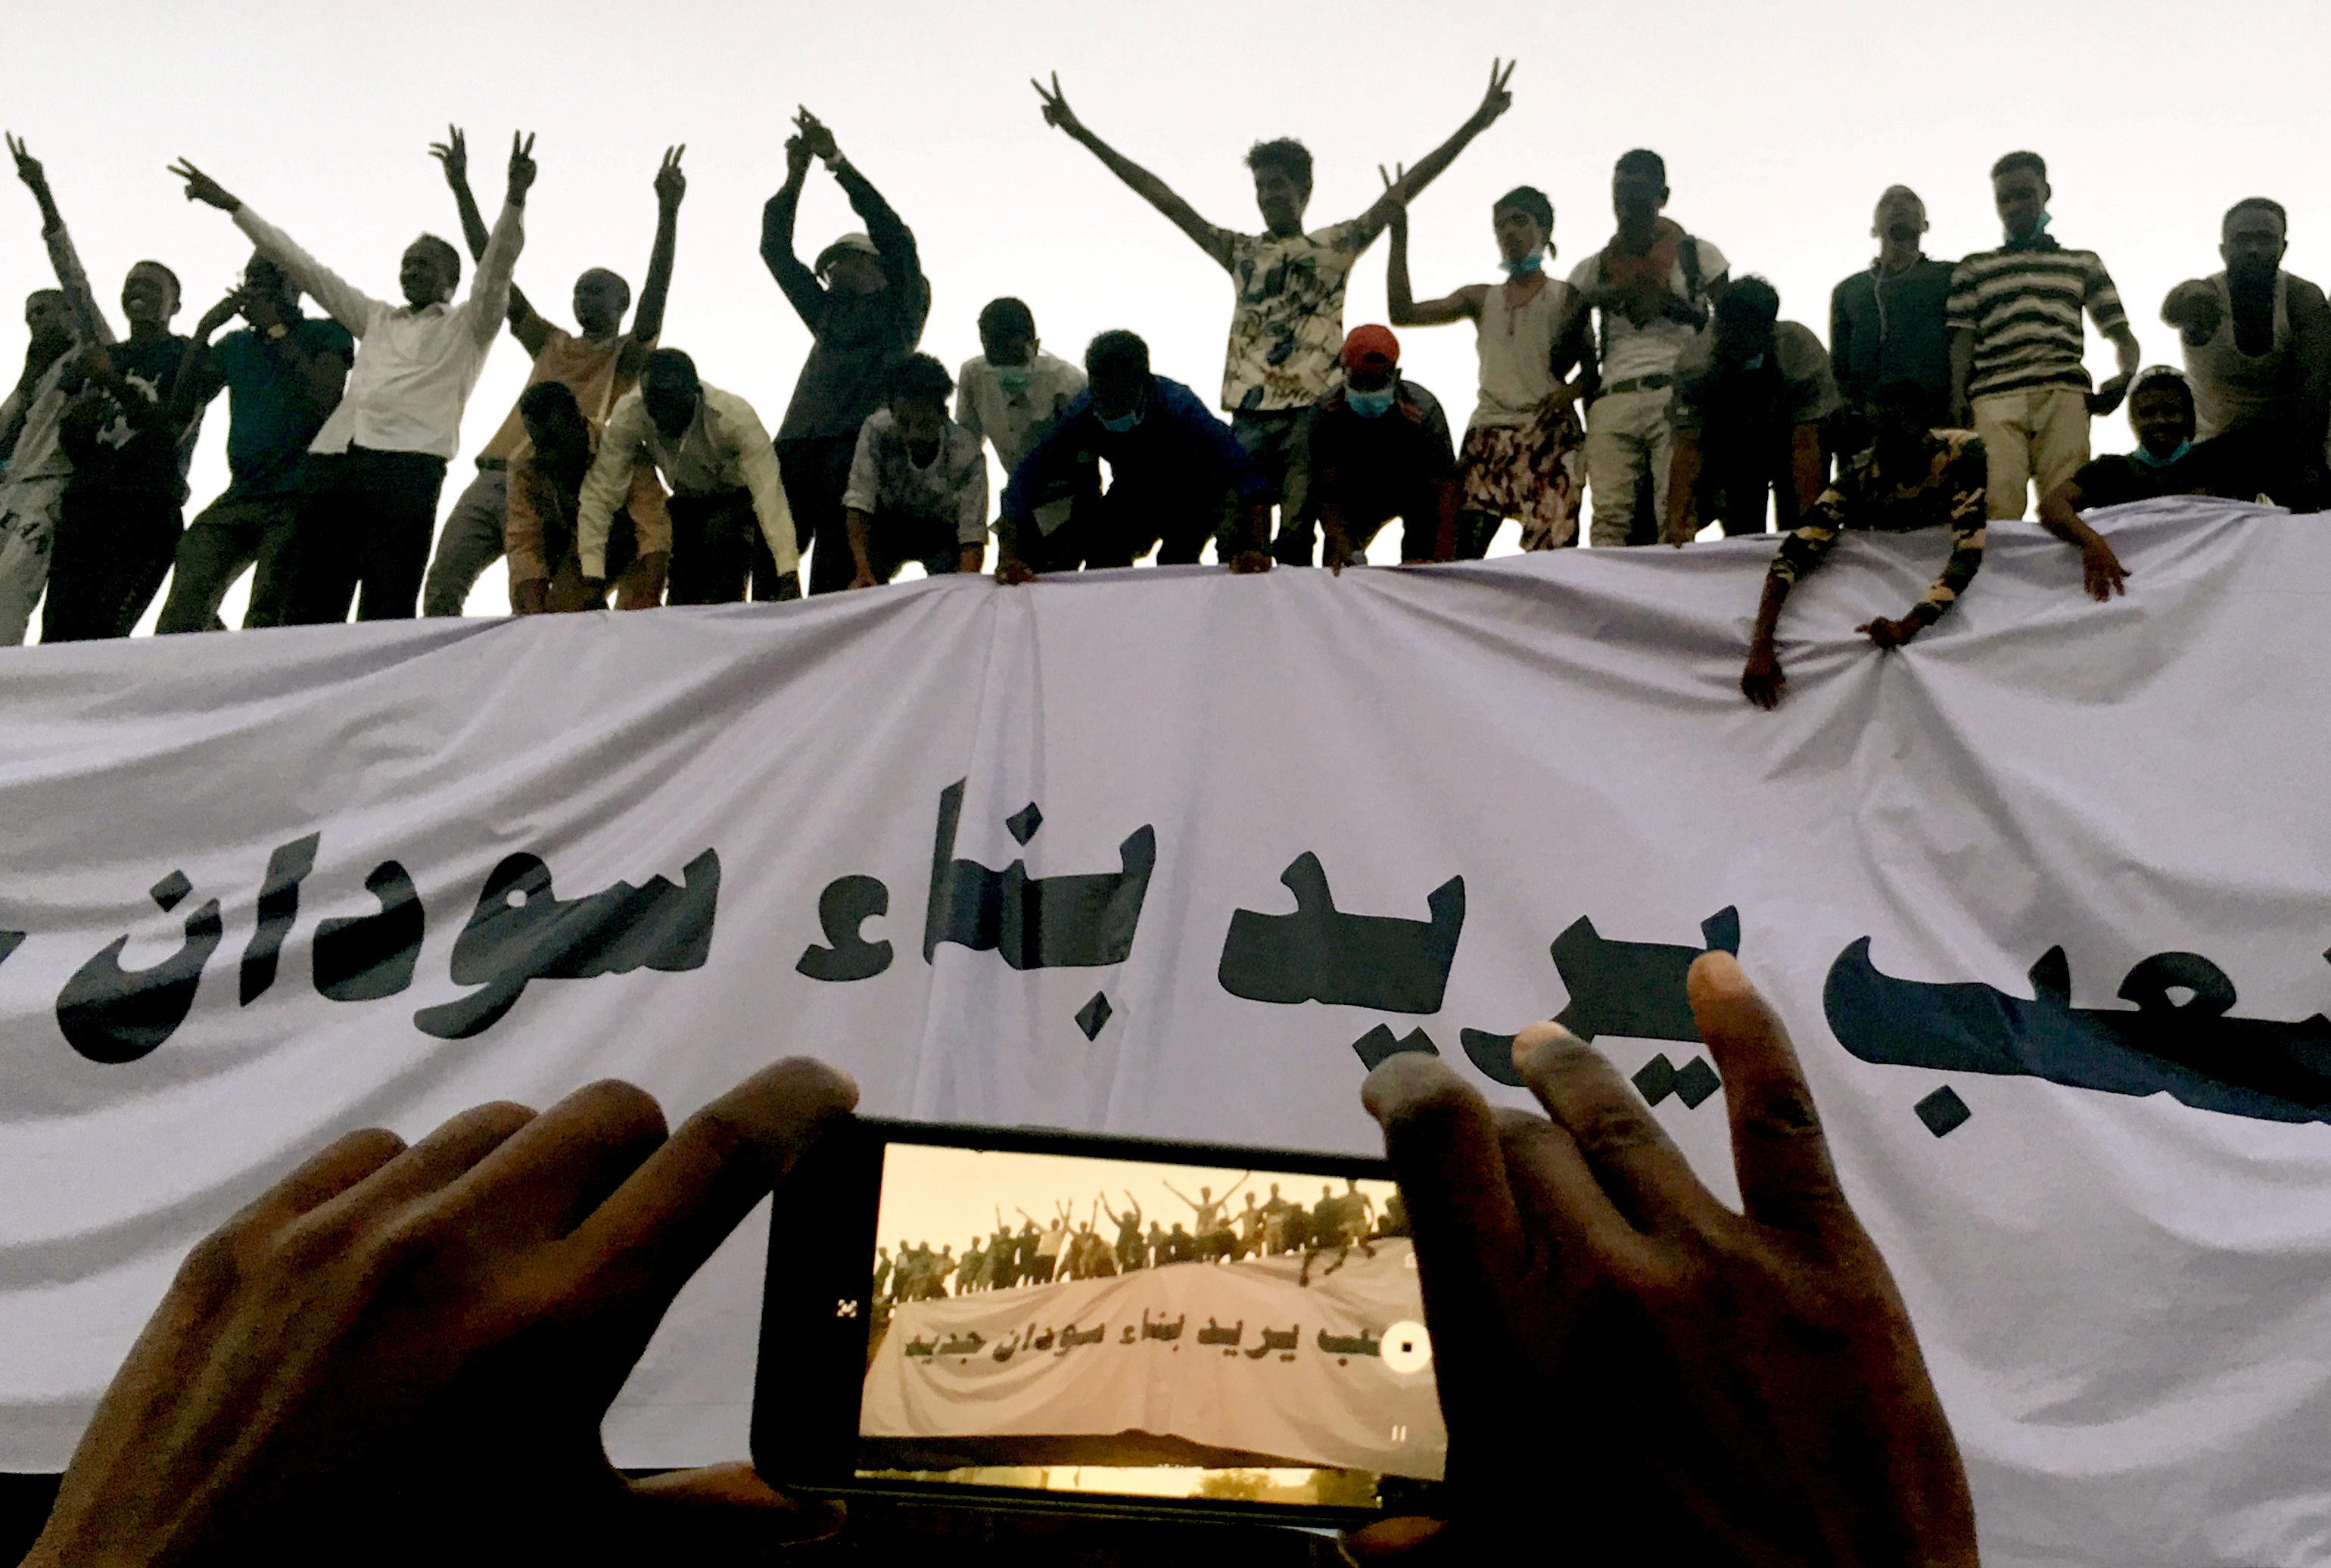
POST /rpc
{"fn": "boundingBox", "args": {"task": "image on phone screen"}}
[844,1133,1444,1513]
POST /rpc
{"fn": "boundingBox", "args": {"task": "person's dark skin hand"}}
[1322,531,1362,574]
[168,157,241,213]
[1465,58,1517,132]
[1031,72,1087,140]
[428,124,468,191]
[613,551,668,611]
[506,131,537,206]
[2087,370,2133,417]
[1856,613,1925,651]
[995,558,1038,586]
[1228,547,1274,575]
[2080,537,2127,601]
[653,145,686,210]
[783,134,813,185]
[195,288,246,341]
[512,577,550,615]
[793,109,839,166]
[1347,953,1978,1566]
[1741,637,1786,709]
[8,132,48,197]
[20,1059,858,1568]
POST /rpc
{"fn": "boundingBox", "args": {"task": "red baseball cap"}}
[1340,323,1399,372]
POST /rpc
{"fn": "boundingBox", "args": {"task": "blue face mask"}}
[2133,439,2192,469]
[1096,403,1144,434]
[993,362,1032,394]
[1346,384,1399,419]
[1499,253,1544,277]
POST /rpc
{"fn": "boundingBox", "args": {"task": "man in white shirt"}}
[843,353,986,586]
[954,297,1083,537]
[171,135,531,622]
[577,349,798,605]
[1567,149,1730,546]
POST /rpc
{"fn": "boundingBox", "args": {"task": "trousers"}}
[420,465,509,617]
[155,493,305,633]
[288,447,449,624]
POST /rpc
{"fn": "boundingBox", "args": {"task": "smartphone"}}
[752,1117,1446,1527]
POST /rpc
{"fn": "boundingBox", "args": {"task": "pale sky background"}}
[873,1142,1393,1263]
[5,0,2325,639]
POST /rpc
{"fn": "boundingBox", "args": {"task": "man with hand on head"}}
[955,296,1085,541]
[1386,179,1591,555]
[153,256,352,633]
[1568,148,1732,546]
[994,329,1274,580]
[1830,185,1956,452]
[577,348,796,607]
[2161,198,2331,510]
[1947,151,2140,522]
[170,135,531,624]
[1308,325,1459,571]
[12,135,203,642]
[1661,276,1840,544]
[1738,381,1987,709]
[425,130,684,615]
[764,110,932,598]
[842,353,988,588]
[1034,61,1515,566]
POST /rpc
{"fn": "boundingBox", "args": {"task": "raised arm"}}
[460,133,533,350]
[1351,61,1516,245]
[1380,166,1484,328]
[176,160,380,338]
[759,137,826,329]
[164,288,241,432]
[1032,74,1232,269]
[11,136,111,346]
[621,147,686,378]
[431,125,547,356]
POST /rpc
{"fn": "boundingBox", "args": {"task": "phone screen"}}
[760,1120,1445,1520]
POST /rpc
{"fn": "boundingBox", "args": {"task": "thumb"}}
[621,1463,847,1561]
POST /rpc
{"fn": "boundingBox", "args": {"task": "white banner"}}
[2,500,2327,1566]
[862,1241,1442,1481]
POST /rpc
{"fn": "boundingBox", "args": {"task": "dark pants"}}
[1225,406,1318,565]
[288,448,449,624]
[667,489,760,605]
[864,509,968,583]
[777,433,859,597]
[1008,482,1226,573]
[155,493,304,633]
[42,484,182,642]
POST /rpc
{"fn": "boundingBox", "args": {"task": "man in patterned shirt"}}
[1032,62,1514,565]
[1947,151,2141,522]
[1740,382,1987,709]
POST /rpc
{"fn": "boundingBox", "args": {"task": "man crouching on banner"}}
[1741,380,1987,710]
[17,960,1972,1565]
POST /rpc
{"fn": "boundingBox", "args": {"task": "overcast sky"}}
[5,0,2324,633]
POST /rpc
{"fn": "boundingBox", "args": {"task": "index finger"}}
[561,1058,857,1319]
[1686,951,1850,1237]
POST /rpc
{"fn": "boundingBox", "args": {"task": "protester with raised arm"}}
[2161,198,2331,509]
[170,135,530,623]
[1035,62,1514,566]
[1661,277,1839,543]
[10,135,202,641]
[1829,186,1956,453]
[1567,149,1731,546]
[423,129,683,614]
[576,349,795,606]
[994,330,1273,579]
[1386,178,1589,555]
[153,257,351,633]
[1738,382,1986,710]
[1947,151,2140,522]
[842,353,987,587]
[763,110,931,598]
[0,137,101,643]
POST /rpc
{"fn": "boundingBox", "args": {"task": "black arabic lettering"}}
[1139,1310,1185,1342]
[1243,1324,1299,1360]
[991,1333,1020,1362]
[1317,1327,1382,1358]
[1053,1323,1106,1356]
[936,1331,985,1358]
[1827,938,2331,1125]
[923,780,1156,969]
[1216,854,1464,1013]
[1197,1318,1243,1347]
[313,860,424,1003]
[56,872,224,1066]
[412,849,720,1040]
[1462,907,1740,1085]
[1028,1327,1055,1352]
[0,931,23,970]
[796,875,894,982]
[1353,1025,1438,1070]
[904,1336,936,1359]
[238,833,319,1004]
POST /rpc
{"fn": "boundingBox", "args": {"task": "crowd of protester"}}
[875,1178,1407,1307]
[4,77,2325,711]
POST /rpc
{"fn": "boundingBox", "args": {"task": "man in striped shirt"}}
[1946,151,2140,521]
